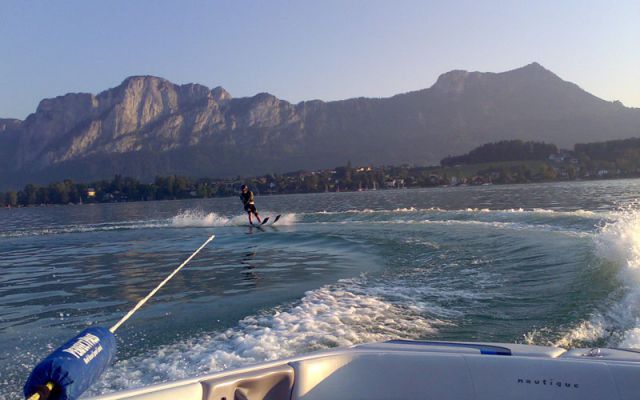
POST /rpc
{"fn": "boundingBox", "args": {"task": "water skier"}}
[240,184,262,225]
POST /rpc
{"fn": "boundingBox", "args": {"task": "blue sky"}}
[1,0,638,119]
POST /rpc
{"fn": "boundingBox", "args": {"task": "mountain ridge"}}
[1,63,639,189]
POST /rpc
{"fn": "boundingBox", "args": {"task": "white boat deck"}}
[89,340,640,400]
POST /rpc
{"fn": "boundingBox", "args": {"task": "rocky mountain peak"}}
[528,61,543,67]
[211,86,231,102]
[34,92,97,115]
[0,118,22,133]
[520,61,547,72]
[253,92,278,101]
[119,75,170,88]
[505,62,562,83]
[431,70,478,94]
[431,62,562,95]
[109,75,176,99]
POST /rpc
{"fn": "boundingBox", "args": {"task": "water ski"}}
[272,214,281,224]
[247,224,265,232]
[260,217,270,225]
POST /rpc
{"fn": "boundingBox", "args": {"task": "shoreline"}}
[3,175,638,209]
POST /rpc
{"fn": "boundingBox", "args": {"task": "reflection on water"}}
[241,250,259,288]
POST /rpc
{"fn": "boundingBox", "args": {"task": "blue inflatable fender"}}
[24,327,117,400]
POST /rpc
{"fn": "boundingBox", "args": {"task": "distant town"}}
[2,138,640,207]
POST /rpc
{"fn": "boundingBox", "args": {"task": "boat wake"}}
[88,278,443,396]
[0,220,169,238]
[526,206,640,348]
[1,210,298,238]
[304,207,605,219]
[170,209,242,227]
[590,206,640,348]
[296,207,605,238]
[171,209,297,227]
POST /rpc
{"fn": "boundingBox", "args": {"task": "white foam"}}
[170,210,298,227]
[465,207,492,212]
[88,282,439,395]
[595,209,640,278]
[393,207,419,212]
[596,208,640,348]
[269,213,297,225]
[306,207,439,216]
[170,209,232,227]
[554,318,607,348]
[545,206,640,348]
[303,207,603,219]
[620,328,640,347]
[0,221,168,238]
[2,209,297,238]
[373,218,592,237]
[462,207,602,218]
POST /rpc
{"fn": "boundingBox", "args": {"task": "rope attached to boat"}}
[110,234,215,333]
[24,234,216,400]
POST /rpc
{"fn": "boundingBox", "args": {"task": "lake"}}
[2,179,640,398]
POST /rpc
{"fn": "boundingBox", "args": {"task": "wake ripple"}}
[1,210,298,238]
[1,206,604,239]
[527,205,640,348]
[88,279,442,396]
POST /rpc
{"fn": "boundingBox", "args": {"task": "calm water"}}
[2,180,640,398]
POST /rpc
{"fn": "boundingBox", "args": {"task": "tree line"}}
[4,137,640,207]
[0,163,443,207]
[440,140,558,166]
[0,166,383,207]
[0,176,236,207]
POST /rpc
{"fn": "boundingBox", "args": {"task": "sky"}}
[1,0,639,119]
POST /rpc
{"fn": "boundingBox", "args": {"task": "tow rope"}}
[24,234,216,400]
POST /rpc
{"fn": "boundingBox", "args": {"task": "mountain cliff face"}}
[1,63,639,188]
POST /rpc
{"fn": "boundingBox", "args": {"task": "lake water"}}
[2,179,640,398]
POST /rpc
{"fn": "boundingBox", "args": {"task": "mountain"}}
[1,62,639,189]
